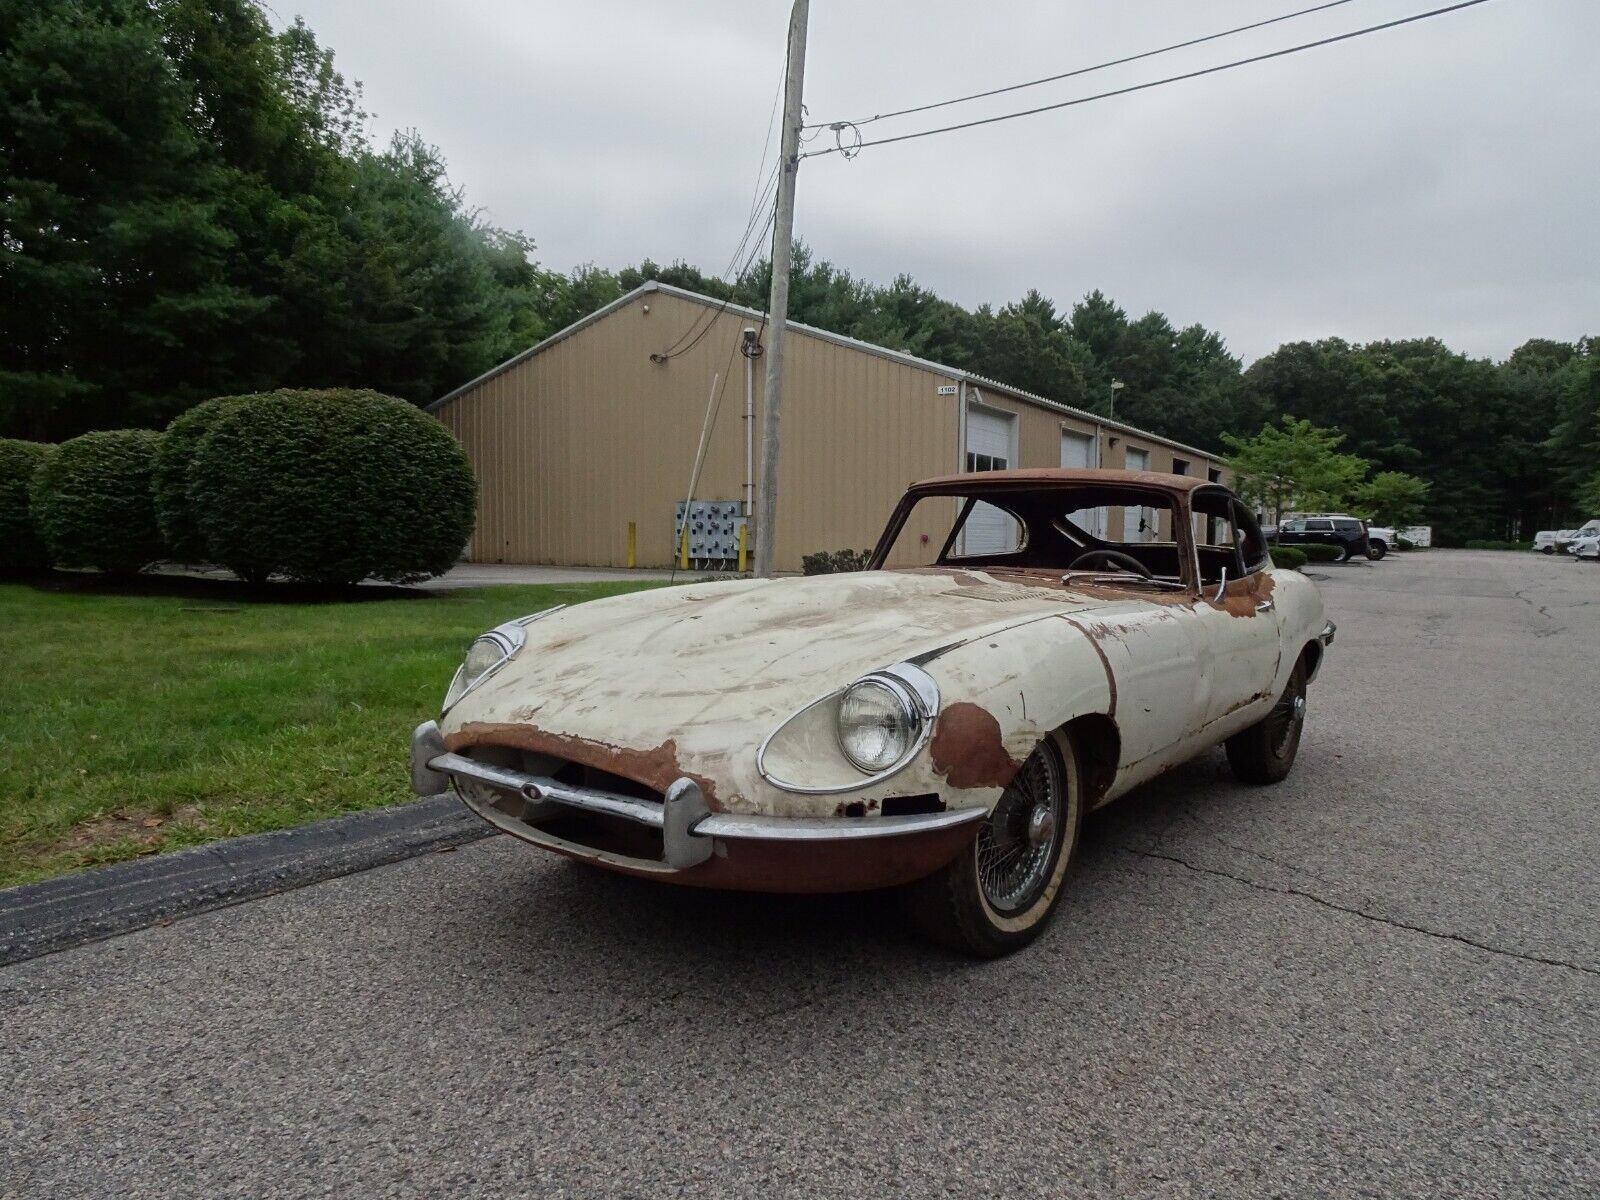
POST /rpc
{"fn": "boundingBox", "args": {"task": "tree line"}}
[4,1,1595,542]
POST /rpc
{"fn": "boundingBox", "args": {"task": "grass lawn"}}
[0,576,660,888]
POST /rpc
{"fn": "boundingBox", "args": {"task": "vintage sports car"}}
[411,469,1335,956]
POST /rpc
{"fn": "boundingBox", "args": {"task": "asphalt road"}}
[3,551,1596,1199]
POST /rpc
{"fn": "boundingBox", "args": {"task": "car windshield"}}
[874,484,1188,588]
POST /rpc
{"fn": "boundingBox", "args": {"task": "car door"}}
[1189,497,1283,737]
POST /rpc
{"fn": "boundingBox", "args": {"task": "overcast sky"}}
[270,0,1596,364]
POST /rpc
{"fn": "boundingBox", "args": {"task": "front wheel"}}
[1225,661,1306,785]
[901,731,1083,958]
[1367,540,1387,560]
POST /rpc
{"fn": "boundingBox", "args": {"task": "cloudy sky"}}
[271,0,1596,363]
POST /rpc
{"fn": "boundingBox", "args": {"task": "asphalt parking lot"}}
[2,550,1596,1199]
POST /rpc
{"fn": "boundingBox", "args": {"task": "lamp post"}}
[1109,379,1124,419]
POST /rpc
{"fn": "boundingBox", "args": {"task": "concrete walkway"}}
[414,562,678,588]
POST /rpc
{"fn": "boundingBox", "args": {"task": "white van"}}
[1534,523,1593,554]
[1568,520,1600,561]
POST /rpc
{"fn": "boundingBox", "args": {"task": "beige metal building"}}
[430,282,1231,573]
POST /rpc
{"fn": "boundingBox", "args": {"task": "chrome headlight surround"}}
[756,662,940,794]
[440,605,566,715]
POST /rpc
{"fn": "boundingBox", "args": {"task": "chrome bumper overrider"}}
[1319,620,1336,646]
[411,721,984,872]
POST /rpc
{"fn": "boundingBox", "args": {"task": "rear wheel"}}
[1367,539,1387,560]
[1333,542,1352,563]
[901,731,1083,958]
[1225,661,1306,785]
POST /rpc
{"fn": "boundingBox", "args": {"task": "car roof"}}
[908,467,1212,496]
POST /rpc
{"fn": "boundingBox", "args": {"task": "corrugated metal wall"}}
[434,291,960,572]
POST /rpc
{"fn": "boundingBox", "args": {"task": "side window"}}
[1307,519,1334,532]
[954,498,1026,557]
[1232,501,1270,573]
[1192,490,1242,584]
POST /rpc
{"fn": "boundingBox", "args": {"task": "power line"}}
[803,0,1496,158]
[650,188,778,365]
[651,48,788,364]
[806,0,1365,131]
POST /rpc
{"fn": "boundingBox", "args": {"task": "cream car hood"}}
[442,568,1114,756]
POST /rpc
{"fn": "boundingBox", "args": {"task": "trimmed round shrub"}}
[188,389,476,585]
[0,438,55,576]
[29,430,166,574]
[154,396,249,563]
[1270,545,1308,570]
[1300,543,1344,563]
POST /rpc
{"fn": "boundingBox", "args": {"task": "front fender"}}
[917,614,1115,805]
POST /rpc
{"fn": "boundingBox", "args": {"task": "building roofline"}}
[429,281,1225,462]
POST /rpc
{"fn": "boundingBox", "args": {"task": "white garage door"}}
[963,406,1019,556]
[1061,429,1104,536]
[1123,448,1154,542]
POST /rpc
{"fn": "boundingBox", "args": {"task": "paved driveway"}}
[2,551,1595,1198]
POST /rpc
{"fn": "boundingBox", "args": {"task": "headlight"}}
[837,676,922,773]
[440,605,569,714]
[442,631,518,712]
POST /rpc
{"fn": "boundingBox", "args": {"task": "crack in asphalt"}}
[527,986,689,1058]
[1119,845,1600,978]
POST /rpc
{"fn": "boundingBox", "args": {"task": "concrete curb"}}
[0,795,491,968]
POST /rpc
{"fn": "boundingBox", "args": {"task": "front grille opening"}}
[571,762,662,804]
[532,809,665,861]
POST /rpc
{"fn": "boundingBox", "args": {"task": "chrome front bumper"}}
[410,721,984,873]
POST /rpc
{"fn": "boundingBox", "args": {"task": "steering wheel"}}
[1067,549,1153,578]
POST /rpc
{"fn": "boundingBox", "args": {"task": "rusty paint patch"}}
[1208,571,1275,619]
[929,702,1021,789]
[834,798,881,818]
[446,722,722,809]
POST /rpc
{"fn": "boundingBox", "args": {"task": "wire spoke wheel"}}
[1266,673,1307,760]
[975,745,1065,914]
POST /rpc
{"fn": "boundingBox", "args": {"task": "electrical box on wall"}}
[674,500,748,566]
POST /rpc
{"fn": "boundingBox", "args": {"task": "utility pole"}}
[1109,378,1124,421]
[753,0,809,578]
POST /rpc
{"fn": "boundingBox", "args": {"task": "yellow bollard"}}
[737,523,748,574]
[626,521,636,568]
[679,523,690,570]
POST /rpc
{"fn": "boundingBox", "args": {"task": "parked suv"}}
[1275,514,1375,562]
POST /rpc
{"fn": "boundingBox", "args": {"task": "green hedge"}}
[1464,539,1535,552]
[1300,543,1344,562]
[802,548,873,575]
[29,430,166,574]
[1269,545,1308,570]
[0,439,55,577]
[154,396,248,563]
[187,389,476,585]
